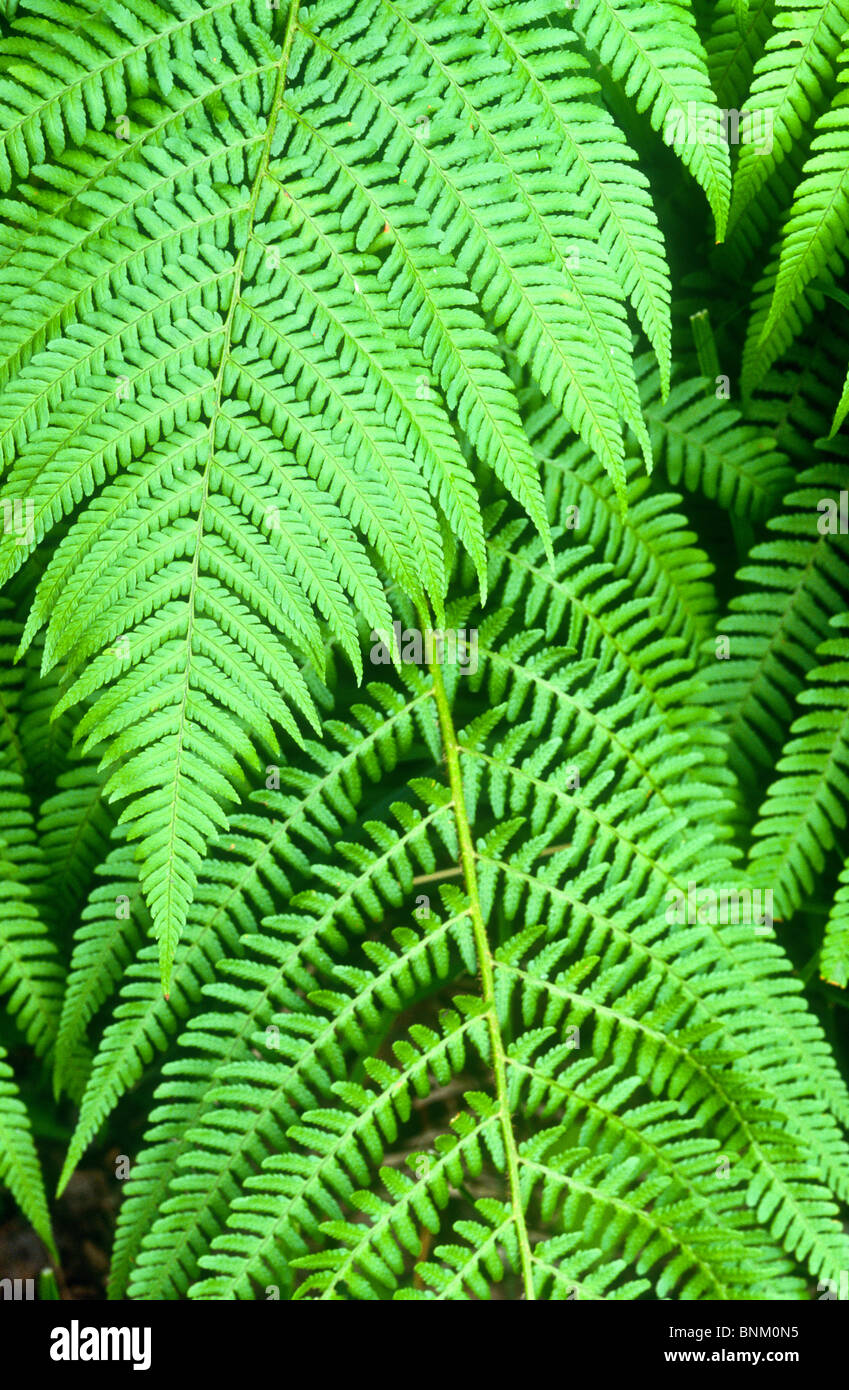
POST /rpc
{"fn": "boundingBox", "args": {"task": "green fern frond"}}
[3,0,849,1311]
[822,856,849,984]
[0,0,223,187]
[37,755,115,928]
[741,46,849,394]
[0,1044,56,1258]
[571,0,732,238]
[108,499,849,1301]
[729,0,849,230]
[181,679,849,1295]
[0,604,77,1074]
[762,49,849,339]
[528,434,718,647]
[0,600,26,778]
[0,776,65,1060]
[747,322,849,457]
[0,0,693,984]
[104,675,437,1294]
[60,680,428,1192]
[119,783,460,1299]
[634,354,793,522]
[831,360,849,433]
[724,143,813,277]
[707,0,775,112]
[749,614,849,918]
[399,1208,650,1301]
[486,1,673,394]
[55,851,243,1194]
[703,464,849,788]
[53,840,147,1097]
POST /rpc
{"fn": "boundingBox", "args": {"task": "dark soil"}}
[0,1151,121,1300]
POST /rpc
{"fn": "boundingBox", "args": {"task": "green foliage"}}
[743,43,849,393]
[703,465,849,790]
[750,614,849,918]
[0,1045,55,1257]
[1,0,849,1303]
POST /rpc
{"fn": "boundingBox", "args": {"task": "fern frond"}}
[831,360,849,434]
[111,501,849,1300]
[61,679,433,1190]
[37,755,115,928]
[4,0,849,1309]
[53,840,147,1096]
[105,676,437,1295]
[749,614,849,918]
[0,0,688,981]
[0,774,65,1061]
[634,354,793,522]
[703,464,849,788]
[0,604,80,1077]
[729,0,849,230]
[0,600,26,779]
[762,49,849,337]
[529,436,717,647]
[741,46,849,394]
[477,531,733,807]
[747,321,849,457]
[484,0,672,393]
[572,0,732,237]
[0,1045,55,1257]
[707,0,775,111]
[401,1207,649,1301]
[0,0,237,188]
[821,856,849,984]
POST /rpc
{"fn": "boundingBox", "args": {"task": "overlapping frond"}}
[633,354,793,523]
[749,614,849,918]
[60,678,430,1193]
[571,0,731,238]
[832,361,849,434]
[728,0,849,230]
[0,1045,55,1257]
[0,605,71,1068]
[37,754,114,928]
[98,494,849,1302]
[0,0,704,984]
[706,0,775,112]
[762,48,849,339]
[747,322,849,457]
[703,464,849,788]
[822,857,849,984]
[742,45,849,395]
[526,426,718,648]
[484,0,673,394]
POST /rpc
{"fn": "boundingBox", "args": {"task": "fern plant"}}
[1,0,849,1302]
